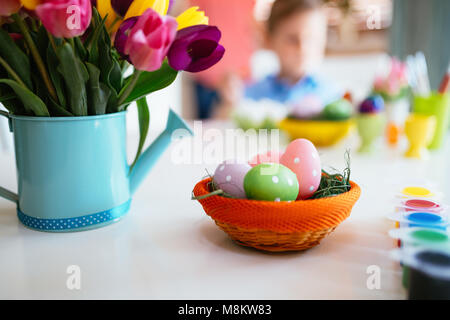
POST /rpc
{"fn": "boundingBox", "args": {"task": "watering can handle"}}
[0,111,18,203]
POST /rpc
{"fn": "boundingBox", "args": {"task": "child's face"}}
[268,9,327,80]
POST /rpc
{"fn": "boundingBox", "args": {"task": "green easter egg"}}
[243,163,299,201]
[322,99,353,120]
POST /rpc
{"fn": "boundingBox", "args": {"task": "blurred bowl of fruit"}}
[279,99,355,146]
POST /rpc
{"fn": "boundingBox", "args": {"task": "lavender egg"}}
[213,160,252,198]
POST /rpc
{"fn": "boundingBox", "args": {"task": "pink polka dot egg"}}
[280,139,321,199]
[213,160,252,198]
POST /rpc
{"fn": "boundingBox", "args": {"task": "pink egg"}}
[249,150,283,167]
[280,139,321,199]
[213,160,252,198]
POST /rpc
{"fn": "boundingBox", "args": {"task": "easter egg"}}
[214,160,252,198]
[243,163,299,201]
[322,99,353,120]
[249,150,283,167]
[280,139,321,199]
[290,95,324,119]
[359,95,384,113]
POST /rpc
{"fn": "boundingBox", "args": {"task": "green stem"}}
[118,70,142,106]
[0,56,27,88]
[12,13,58,103]
[68,37,75,50]
[107,16,122,34]
[47,31,58,53]
[191,189,224,200]
[30,18,38,32]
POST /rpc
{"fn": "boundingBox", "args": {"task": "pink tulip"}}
[36,0,92,38]
[124,8,177,72]
[0,0,21,16]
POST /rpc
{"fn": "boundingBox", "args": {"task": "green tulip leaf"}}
[129,97,150,174]
[121,62,178,106]
[47,98,74,117]
[46,44,67,108]
[86,62,111,115]
[0,29,33,90]
[0,79,50,116]
[57,43,89,116]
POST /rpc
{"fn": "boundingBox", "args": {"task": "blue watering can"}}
[0,109,193,232]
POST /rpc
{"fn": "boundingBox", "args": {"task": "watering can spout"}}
[129,109,193,195]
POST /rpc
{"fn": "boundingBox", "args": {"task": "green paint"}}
[411,229,448,242]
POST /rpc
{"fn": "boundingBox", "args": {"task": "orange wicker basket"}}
[193,178,361,252]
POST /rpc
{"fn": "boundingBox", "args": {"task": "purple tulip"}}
[111,0,133,18]
[167,25,225,73]
[114,16,138,62]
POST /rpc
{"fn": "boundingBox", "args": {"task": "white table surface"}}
[1,119,450,300]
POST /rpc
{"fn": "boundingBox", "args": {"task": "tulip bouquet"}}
[0,0,224,166]
[0,0,224,117]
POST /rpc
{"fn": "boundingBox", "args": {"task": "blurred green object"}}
[322,99,353,120]
[356,113,386,153]
[412,92,450,150]
[233,115,279,131]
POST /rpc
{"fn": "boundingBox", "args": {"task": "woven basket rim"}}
[193,177,361,233]
[194,177,360,206]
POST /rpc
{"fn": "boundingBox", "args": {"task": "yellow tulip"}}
[20,0,40,10]
[176,6,208,31]
[124,0,169,20]
[97,0,119,30]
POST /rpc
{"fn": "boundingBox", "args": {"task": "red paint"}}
[404,199,440,212]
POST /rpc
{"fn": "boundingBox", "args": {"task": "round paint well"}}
[402,187,432,197]
[405,199,439,210]
[416,251,450,268]
[409,251,450,299]
[406,212,443,224]
[411,229,448,243]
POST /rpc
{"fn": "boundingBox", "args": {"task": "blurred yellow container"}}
[279,118,355,146]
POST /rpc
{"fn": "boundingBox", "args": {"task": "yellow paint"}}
[401,186,432,197]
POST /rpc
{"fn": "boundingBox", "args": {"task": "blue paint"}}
[407,212,443,223]
[406,212,446,230]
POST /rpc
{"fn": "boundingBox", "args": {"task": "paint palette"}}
[389,185,450,297]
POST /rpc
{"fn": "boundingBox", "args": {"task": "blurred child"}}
[215,0,342,119]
